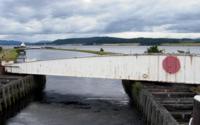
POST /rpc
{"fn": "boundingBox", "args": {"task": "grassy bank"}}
[45,48,117,55]
[0,49,19,61]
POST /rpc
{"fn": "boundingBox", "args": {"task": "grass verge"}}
[46,48,117,55]
[0,49,19,61]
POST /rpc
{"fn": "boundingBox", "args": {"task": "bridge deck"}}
[4,54,200,84]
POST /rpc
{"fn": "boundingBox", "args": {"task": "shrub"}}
[146,45,163,53]
[100,48,104,52]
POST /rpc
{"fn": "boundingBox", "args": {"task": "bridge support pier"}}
[122,80,133,100]
[33,75,46,96]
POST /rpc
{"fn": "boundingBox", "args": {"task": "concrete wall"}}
[191,95,200,125]
[122,80,179,125]
[0,75,46,123]
[5,54,200,84]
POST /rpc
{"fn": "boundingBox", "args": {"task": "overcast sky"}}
[1,0,200,42]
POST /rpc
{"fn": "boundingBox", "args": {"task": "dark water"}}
[6,49,145,125]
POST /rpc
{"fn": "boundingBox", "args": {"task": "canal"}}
[6,49,145,125]
[6,45,200,125]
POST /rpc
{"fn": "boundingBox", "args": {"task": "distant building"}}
[20,42,26,47]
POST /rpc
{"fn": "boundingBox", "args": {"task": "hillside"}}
[34,37,200,46]
[0,40,21,45]
[51,37,130,45]
[1,37,200,46]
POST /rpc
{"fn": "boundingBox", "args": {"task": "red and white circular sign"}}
[162,56,180,74]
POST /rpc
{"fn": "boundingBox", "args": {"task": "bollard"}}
[191,95,200,125]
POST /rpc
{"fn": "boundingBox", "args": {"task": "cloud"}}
[1,0,200,41]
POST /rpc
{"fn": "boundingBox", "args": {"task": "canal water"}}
[6,49,145,125]
[6,45,200,125]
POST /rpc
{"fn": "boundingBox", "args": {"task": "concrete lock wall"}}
[0,75,46,121]
[191,95,200,125]
[122,80,179,125]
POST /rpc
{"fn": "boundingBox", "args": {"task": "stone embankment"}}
[0,74,46,124]
[122,80,196,125]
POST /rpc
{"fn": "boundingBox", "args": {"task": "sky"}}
[1,0,200,42]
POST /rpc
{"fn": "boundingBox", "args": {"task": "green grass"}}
[46,48,117,55]
[0,49,19,61]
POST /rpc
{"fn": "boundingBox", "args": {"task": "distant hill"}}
[1,37,200,46]
[33,37,200,46]
[51,37,130,45]
[31,40,52,45]
[0,40,21,45]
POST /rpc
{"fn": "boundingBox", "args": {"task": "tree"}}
[146,45,163,53]
[100,48,104,52]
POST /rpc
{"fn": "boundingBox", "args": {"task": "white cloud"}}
[1,0,200,41]
[108,32,200,39]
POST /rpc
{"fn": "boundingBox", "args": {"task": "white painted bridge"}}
[4,54,200,84]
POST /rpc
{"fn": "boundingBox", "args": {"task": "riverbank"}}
[112,42,200,46]
[101,43,200,46]
[44,47,118,55]
[0,48,19,61]
[161,42,200,46]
